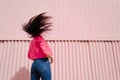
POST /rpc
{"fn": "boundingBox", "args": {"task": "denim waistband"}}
[34,57,48,61]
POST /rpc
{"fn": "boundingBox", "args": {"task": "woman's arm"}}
[46,53,53,63]
[38,38,53,63]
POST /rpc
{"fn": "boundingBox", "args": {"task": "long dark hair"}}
[22,12,52,37]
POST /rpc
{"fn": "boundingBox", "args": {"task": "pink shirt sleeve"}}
[37,37,52,56]
[28,36,52,60]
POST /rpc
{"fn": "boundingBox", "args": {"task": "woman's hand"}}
[49,56,53,64]
[47,53,53,64]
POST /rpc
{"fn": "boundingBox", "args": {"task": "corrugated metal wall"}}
[0,40,120,80]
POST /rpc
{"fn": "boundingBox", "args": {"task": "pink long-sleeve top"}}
[28,35,52,60]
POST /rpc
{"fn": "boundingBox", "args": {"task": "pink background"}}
[0,1,120,80]
[0,0,120,40]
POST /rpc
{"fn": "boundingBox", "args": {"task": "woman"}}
[22,12,53,80]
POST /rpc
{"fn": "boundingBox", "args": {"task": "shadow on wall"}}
[11,67,30,80]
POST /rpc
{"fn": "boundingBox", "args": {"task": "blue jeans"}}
[31,58,51,80]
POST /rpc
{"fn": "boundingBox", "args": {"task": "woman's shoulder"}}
[33,35,45,42]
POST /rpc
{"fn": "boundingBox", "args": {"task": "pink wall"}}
[0,0,120,40]
[0,40,120,80]
[0,1,119,80]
